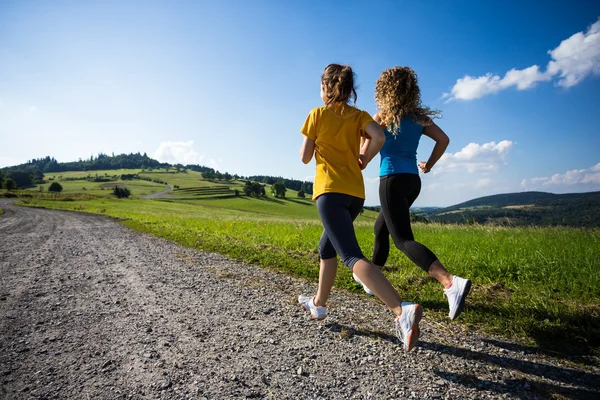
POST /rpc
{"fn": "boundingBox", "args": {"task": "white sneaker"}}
[444,276,472,320]
[298,294,327,320]
[353,273,374,295]
[395,302,423,351]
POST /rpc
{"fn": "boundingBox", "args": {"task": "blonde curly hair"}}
[375,66,441,133]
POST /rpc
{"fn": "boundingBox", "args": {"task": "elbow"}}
[440,135,450,147]
[301,154,312,164]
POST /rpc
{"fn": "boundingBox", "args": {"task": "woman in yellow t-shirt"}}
[297,64,423,351]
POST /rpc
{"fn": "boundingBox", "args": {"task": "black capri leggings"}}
[372,173,438,271]
[316,193,365,269]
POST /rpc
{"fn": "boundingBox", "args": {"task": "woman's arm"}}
[359,113,386,168]
[419,121,449,173]
[359,121,385,170]
[360,135,370,156]
[300,136,315,164]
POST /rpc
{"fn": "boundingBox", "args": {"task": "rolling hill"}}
[417,191,600,228]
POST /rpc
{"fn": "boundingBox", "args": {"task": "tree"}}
[202,170,216,180]
[113,186,131,198]
[301,182,313,195]
[243,181,254,196]
[48,182,63,192]
[7,170,32,188]
[33,169,45,183]
[4,178,16,190]
[243,181,266,197]
[271,181,287,198]
[297,189,305,198]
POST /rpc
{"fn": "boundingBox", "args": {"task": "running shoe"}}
[444,275,472,320]
[298,294,327,320]
[395,302,423,351]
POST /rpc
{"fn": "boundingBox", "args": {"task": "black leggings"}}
[316,193,365,269]
[372,173,438,271]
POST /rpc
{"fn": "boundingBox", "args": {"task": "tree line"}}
[246,175,313,195]
[2,153,172,174]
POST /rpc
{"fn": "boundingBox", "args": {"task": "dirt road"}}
[142,185,172,199]
[0,199,598,399]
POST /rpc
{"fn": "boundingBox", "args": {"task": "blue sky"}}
[1,0,599,206]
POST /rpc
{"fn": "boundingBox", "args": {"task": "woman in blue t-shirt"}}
[357,66,471,320]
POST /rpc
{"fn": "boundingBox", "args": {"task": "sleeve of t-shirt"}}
[300,109,318,141]
[359,110,375,135]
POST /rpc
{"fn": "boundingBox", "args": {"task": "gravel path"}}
[0,199,598,400]
[142,185,172,199]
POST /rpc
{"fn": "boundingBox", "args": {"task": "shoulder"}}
[354,107,374,121]
[303,106,327,124]
[308,106,327,115]
[373,112,382,124]
[419,114,433,125]
[402,114,426,128]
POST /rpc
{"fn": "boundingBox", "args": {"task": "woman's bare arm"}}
[420,121,449,173]
[300,136,315,164]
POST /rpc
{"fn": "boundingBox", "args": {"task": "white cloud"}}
[521,163,600,190]
[434,140,514,173]
[547,19,600,87]
[152,141,204,165]
[445,18,600,101]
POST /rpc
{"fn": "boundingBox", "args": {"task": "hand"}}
[359,154,368,170]
[418,161,431,173]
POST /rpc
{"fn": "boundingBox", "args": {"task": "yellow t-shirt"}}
[301,105,374,200]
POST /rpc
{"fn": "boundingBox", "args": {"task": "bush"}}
[4,178,17,190]
[48,182,63,192]
[113,187,131,198]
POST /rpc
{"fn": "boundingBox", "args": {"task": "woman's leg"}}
[372,209,391,267]
[315,231,338,307]
[315,257,337,307]
[380,175,470,320]
[317,193,422,349]
[379,175,441,277]
[317,193,404,316]
[314,194,364,307]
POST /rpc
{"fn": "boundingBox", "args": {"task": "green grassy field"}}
[32,169,168,197]
[7,170,600,363]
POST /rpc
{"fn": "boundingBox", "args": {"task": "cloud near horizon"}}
[443,18,600,101]
[152,141,204,165]
[434,140,514,173]
[521,163,600,191]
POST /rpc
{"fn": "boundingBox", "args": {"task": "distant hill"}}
[0,153,313,194]
[417,191,600,228]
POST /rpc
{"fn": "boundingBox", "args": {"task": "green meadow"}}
[9,169,600,362]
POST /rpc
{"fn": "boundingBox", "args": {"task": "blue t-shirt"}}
[379,116,423,176]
